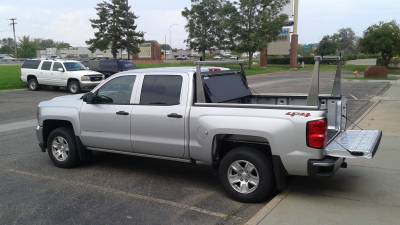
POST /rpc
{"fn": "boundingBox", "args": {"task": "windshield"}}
[64,62,86,71]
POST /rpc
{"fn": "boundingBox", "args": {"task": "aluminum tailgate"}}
[324,130,382,159]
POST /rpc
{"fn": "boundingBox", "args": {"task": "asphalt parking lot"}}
[0,72,390,225]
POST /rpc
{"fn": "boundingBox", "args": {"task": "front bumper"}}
[36,125,45,152]
[308,157,345,176]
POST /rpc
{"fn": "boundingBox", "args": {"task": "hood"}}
[67,70,103,76]
[39,94,85,108]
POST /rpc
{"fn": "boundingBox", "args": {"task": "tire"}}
[27,77,39,91]
[218,147,274,203]
[47,127,80,168]
[68,80,81,94]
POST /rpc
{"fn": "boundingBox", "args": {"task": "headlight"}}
[81,75,90,81]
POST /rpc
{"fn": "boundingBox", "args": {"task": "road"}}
[0,72,390,225]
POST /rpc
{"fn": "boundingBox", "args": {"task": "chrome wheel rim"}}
[29,81,37,90]
[69,84,77,93]
[227,160,259,194]
[51,136,70,162]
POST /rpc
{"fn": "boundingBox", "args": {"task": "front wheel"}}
[218,147,274,203]
[27,77,39,91]
[68,80,81,94]
[47,127,80,168]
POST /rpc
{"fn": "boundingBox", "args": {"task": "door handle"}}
[167,113,183,118]
[116,111,129,116]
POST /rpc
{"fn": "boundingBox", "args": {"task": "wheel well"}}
[43,120,74,148]
[212,134,271,167]
[27,75,36,81]
[212,134,288,191]
[67,78,79,85]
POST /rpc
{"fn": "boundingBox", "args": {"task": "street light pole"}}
[290,0,299,68]
[168,24,179,49]
[9,18,17,57]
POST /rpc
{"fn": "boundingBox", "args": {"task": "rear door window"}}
[41,61,52,71]
[21,60,41,69]
[52,62,64,71]
[140,75,182,106]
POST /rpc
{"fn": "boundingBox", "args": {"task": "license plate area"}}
[325,130,382,159]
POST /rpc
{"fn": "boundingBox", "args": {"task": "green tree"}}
[0,38,15,55]
[182,0,225,60]
[316,35,337,56]
[87,0,143,59]
[33,38,71,50]
[160,44,172,51]
[360,21,400,67]
[228,0,289,68]
[332,28,357,54]
[17,36,38,58]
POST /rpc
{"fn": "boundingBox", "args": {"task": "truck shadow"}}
[87,151,221,191]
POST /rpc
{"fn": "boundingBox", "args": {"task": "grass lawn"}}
[0,65,24,90]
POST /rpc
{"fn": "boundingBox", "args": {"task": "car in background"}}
[213,55,223,60]
[21,59,104,94]
[82,59,136,78]
[176,55,190,61]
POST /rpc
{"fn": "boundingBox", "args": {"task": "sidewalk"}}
[256,84,400,225]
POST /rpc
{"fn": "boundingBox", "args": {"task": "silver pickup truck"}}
[36,58,382,202]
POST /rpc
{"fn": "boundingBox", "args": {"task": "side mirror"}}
[82,92,96,104]
[58,68,65,72]
[86,67,90,70]
[82,92,113,104]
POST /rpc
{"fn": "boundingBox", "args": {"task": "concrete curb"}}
[245,192,288,225]
[0,88,25,93]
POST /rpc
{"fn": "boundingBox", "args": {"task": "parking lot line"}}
[7,169,241,220]
[0,119,36,133]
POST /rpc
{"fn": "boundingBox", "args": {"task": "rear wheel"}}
[27,77,39,91]
[68,80,81,94]
[47,127,80,168]
[218,147,274,203]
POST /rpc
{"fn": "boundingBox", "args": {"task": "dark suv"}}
[83,59,136,78]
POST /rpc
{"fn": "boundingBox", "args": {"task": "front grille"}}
[89,75,103,82]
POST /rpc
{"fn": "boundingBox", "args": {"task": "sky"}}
[0,0,399,49]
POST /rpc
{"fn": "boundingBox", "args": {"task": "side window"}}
[22,60,41,69]
[97,75,136,105]
[41,61,52,71]
[52,62,64,71]
[140,75,182,105]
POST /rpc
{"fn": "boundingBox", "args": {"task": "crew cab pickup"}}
[21,59,104,94]
[36,58,382,202]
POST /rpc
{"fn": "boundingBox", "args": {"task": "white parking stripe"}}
[0,119,36,133]
[8,169,240,220]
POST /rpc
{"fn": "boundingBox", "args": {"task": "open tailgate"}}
[324,130,382,159]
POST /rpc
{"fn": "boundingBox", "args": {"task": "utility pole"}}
[9,18,17,57]
[290,0,299,68]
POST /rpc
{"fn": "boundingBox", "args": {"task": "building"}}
[37,47,128,59]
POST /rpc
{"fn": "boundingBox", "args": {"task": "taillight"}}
[307,119,327,149]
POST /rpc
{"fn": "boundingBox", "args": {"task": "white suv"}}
[21,59,104,94]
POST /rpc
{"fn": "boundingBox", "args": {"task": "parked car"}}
[35,59,382,203]
[21,59,104,94]
[82,59,136,78]
[213,55,223,60]
[175,56,189,60]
